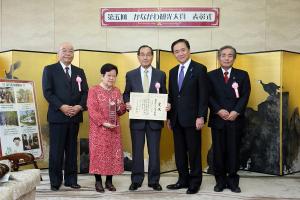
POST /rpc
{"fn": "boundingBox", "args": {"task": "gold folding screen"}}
[281,52,300,175]
[0,51,56,168]
[1,50,300,175]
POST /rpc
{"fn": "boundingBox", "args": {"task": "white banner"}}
[101,7,219,27]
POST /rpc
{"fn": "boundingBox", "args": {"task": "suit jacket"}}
[208,67,251,129]
[42,62,88,123]
[168,60,208,128]
[123,66,167,130]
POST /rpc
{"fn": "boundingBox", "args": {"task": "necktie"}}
[65,67,71,81]
[143,70,149,93]
[178,65,185,90]
[224,71,229,83]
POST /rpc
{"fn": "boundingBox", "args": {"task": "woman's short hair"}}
[100,63,118,75]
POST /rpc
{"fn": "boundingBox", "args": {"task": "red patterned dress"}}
[87,85,126,175]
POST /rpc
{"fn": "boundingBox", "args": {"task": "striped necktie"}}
[65,67,71,81]
[178,65,185,90]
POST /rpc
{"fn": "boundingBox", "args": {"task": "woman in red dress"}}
[87,63,126,193]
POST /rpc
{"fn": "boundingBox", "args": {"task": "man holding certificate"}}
[123,45,170,191]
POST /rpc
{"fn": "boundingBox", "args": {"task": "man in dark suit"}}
[123,45,170,191]
[166,39,208,194]
[42,42,88,191]
[208,45,251,193]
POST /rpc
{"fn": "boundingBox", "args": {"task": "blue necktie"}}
[178,65,185,90]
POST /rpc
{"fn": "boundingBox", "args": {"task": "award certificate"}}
[129,92,168,120]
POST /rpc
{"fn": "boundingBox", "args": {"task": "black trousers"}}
[211,122,241,188]
[173,123,202,187]
[130,122,161,185]
[49,122,79,187]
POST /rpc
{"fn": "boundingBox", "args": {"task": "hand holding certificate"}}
[129,92,168,121]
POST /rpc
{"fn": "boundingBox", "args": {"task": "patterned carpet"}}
[36,170,300,200]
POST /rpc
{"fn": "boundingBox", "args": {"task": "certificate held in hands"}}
[129,92,168,121]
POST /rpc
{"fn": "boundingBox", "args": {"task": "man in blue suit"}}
[123,45,170,191]
[208,45,251,193]
[166,39,208,194]
[42,42,88,191]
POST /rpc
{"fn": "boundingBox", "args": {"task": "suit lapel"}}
[217,68,225,84]
[216,68,228,95]
[71,65,79,91]
[57,62,71,88]
[135,67,144,92]
[149,67,155,93]
[172,65,178,93]
[228,67,237,85]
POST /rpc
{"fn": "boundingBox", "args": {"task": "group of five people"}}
[42,39,250,195]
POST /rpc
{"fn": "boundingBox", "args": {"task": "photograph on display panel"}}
[0,79,43,159]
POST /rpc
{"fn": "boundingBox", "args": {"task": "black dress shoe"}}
[214,184,225,192]
[166,183,188,190]
[64,183,81,189]
[50,185,60,191]
[129,183,141,191]
[186,186,200,194]
[230,186,241,193]
[105,182,116,191]
[95,181,104,193]
[148,183,162,191]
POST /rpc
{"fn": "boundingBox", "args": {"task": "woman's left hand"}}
[103,122,116,129]
[116,99,122,111]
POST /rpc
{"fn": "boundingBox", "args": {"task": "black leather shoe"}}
[230,186,241,193]
[95,181,105,193]
[148,183,162,191]
[129,183,141,191]
[186,186,200,194]
[50,185,60,191]
[64,183,81,189]
[166,183,188,190]
[105,182,116,191]
[214,184,225,192]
